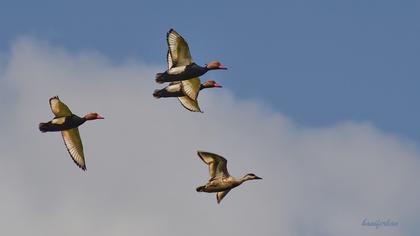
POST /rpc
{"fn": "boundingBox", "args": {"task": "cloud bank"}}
[0,38,419,236]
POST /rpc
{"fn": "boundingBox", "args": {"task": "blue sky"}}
[1,0,419,141]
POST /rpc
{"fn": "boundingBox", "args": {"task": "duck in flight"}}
[196,151,262,204]
[153,80,222,112]
[39,96,104,170]
[154,46,223,112]
[155,29,227,84]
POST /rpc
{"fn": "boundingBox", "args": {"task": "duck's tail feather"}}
[155,73,164,84]
[196,186,205,192]
[153,89,162,98]
[39,123,48,133]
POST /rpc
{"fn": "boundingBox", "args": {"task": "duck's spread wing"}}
[216,189,231,204]
[61,128,86,170]
[167,29,192,67]
[197,151,229,179]
[177,96,202,113]
[181,77,201,100]
[49,96,73,117]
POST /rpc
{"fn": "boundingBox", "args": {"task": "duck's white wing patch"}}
[182,77,201,100]
[61,128,86,170]
[167,29,192,67]
[177,96,202,112]
[166,82,182,93]
[167,50,173,69]
[216,189,231,204]
[49,96,73,117]
[168,65,187,75]
[51,117,66,125]
[197,151,230,178]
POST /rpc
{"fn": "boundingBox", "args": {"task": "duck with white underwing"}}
[39,96,104,171]
[153,80,222,112]
[155,29,227,84]
[154,45,222,112]
[195,151,262,204]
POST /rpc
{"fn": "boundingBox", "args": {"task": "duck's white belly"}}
[168,66,187,75]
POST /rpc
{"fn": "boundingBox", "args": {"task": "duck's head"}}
[243,173,263,181]
[202,80,223,89]
[206,61,227,70]
[84,112,105,120]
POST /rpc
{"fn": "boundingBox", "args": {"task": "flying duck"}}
[154,48,222,112]
[39,96,104,170]
[196,151,262,204]
[155,29,227,84]
[153,80,222,112]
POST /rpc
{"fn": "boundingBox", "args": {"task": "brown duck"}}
[196,151,262,204]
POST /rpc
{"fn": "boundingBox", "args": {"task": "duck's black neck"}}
[201,64,210,71]
[192,63,209,72]
[73,115,87,125]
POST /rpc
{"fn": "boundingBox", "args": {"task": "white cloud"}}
[0,38,418,236]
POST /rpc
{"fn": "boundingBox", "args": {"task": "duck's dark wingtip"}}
[49,95,59,101]
[70,157,86,171]
[167,28,175,37]
[197,150,205,160]
[78,163,87,171]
